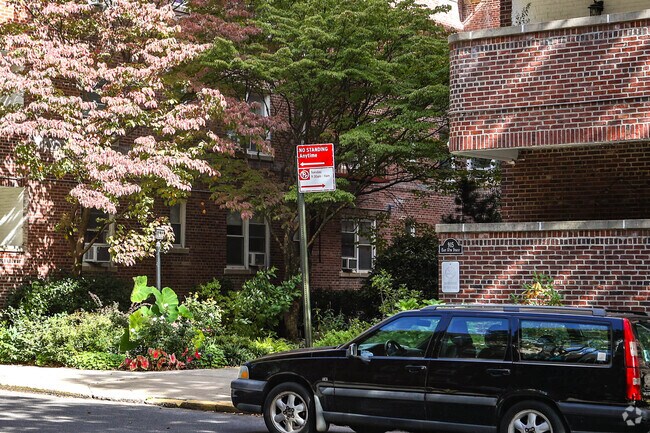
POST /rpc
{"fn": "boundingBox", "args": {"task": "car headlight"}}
[238,365,249,379]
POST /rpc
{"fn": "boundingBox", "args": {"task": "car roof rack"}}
[422,303,608,317]
[605,308,649,317]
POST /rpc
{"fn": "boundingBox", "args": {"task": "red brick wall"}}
[501,142,650,222]
[460,0,503,31]
[448,19,650,154]
[438,226,650,310]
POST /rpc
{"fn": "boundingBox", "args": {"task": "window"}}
[465,157,498,171]
[170,202,186,247]
[0,186,24,250]
[83,209,112,263]
[439,317,509,360]
[245,92,271,156]
[341,219,375,272]
[358,315,440,358]
[226,213,269,269]
[519,320,611,364]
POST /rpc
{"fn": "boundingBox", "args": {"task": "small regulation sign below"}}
[297,143,336,193]
[439,238,463,255]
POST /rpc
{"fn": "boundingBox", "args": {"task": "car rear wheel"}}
[500,401,566,433]
[264,383,315,433]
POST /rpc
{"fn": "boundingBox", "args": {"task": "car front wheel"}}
[264,382,315,433]
[500,401,566,433]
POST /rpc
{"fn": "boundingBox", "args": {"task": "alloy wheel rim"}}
[508,409,553,433]
[270,391,307,433]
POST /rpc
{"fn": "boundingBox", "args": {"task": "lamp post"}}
[154,226,165,291]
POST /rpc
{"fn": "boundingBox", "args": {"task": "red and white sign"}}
[297,143,336,193]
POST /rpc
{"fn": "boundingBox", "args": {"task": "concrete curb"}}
[0,384,141,403]
[146,398,238,413]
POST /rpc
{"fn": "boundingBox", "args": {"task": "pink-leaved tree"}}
[0,0,269,273]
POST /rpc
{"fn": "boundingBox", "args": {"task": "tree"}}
[191,0,452,338]
[200,0,451,265]
[441,173,501,224]
[0,0,261,272]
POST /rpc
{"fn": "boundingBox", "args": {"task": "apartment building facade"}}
[438,0,650,309]
[0,3,455,301]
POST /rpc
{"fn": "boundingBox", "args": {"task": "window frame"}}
[82,209,115,264]
[0,186,25,251]
[169,201,186,248]
[341,218,376,273]
[245,92,272,157]
[226,212,270,270]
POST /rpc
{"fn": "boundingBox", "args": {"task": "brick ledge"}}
[450,9,650,43]
[436,219,650,234]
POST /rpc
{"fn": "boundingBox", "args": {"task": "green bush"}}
[6,275,131,317]
[224,268,301,338]
[194,343,228,369]
[68,352,126,370]
[371,230,439,299]
[314,318,371,347]
[311,286,381,322]
[0,307,125,366]
[183,294,223,336]
[204,334,296,366]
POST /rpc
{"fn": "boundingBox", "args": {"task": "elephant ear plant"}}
[119,276,204,366]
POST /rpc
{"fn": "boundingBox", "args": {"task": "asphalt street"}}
[0,390,355,433]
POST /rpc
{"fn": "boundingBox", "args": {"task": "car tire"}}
[500,401,566,433]
[349,426,385,433]
[264,382,315,433]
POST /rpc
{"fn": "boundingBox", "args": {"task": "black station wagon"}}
[231,304,650,433]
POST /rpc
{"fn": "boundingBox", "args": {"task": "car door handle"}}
[405,365,427,373]
[486,368,511,377]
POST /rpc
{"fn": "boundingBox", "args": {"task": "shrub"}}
[311,286,381,322]
[194,343,228,369]
[120,276,204,357]
[224,268,301,338]
[511,273,562,306]
[183,294,223,336]
[0,306,125,366]
[205,334,296,366]
[371,230,440,299]
[68,352,125,370]
[5,275,131,317]
[314,319,371,347]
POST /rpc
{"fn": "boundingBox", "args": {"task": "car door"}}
[331,314,442,426]
[426,314,512,430]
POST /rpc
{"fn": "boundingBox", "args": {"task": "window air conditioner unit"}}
[341,258,357,271]
[248,252,266,267]
[83,243,111,263]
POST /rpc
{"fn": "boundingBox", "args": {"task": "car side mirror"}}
[346,343,359,358]
[346,343,371,364]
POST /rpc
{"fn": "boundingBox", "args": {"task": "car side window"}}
[519,320,611,364]
[358,316,440,358]
[439,317,509,360]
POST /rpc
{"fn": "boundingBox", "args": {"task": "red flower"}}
[194,350,201,360]
[169,353,177,365]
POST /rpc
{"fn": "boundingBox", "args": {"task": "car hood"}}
[252,346,341,363]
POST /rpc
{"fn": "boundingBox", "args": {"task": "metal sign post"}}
[296,143,335,347]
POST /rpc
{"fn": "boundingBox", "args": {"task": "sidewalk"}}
[0,364,240,412]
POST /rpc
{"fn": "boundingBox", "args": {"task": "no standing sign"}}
[296,143,336,193]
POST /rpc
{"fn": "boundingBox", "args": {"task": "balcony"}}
[448,9,650,161]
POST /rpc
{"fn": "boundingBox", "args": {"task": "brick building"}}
[0,3,455,301]
[438,1,650,309]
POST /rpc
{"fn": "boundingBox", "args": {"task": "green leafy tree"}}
[191,0,452,338]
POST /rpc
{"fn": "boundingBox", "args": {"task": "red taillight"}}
[623,319,642,401]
